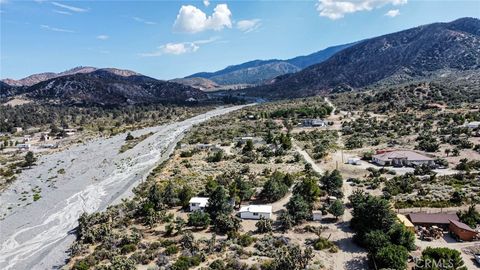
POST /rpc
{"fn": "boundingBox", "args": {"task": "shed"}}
[189,197,209,212]
[407,213,459,230]
[312,211,322,221]
[347,157,361,165]
[397,214,415,233]
[449,220,478,241]
[239,205,272,220]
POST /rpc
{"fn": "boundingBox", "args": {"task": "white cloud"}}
[51,2,88,13]
[53,9,72,15]
[40,24,75,33]
[140,37,218,57]
[173,4,232,33]
[96,35,109,40]
[203,0,210,7]
[237,19,261,33]
[316,0,407,20]
[385,9,400,17]
[133,17,157,25]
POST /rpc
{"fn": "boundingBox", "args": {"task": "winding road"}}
[0,105,247,270]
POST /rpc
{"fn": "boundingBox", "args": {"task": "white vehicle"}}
[475,254,480,265]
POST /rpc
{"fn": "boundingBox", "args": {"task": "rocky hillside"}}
[1,66,138,87]
[185,43,352,86]
[247,17,480,98]
[23,69,206,106]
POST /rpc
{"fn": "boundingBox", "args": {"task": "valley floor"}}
[0,105,247,270]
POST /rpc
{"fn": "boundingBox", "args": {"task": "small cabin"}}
[189,197,209,212]
[239,205,272,220]
[449,220,478,241]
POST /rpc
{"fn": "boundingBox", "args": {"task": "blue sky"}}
[1,0,479,80]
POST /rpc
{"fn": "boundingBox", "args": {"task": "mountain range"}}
[1,68,206,106]
[1,17,479,105]
[244,17,480,98]
[179,43,353,86]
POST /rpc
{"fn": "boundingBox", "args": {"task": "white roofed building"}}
[372,150,434,167]
[239,205,272,220]
[189,197,209,212]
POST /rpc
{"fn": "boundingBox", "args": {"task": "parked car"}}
[475,254,480,265]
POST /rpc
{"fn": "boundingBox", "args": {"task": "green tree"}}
[415,247,467,270]
[388,223,415,251]
[293,177,321,203]
[242,139,254,153]
[206,186,232,220]
[286,194,312,224]
[24,151,36,167]
[364,230,390,254]
[188,210,211,229]
[214,214,241,234]
[178,185,193,209]
[321,170,343,198]
[374,245,408,270]
[162,181,179,207]
[255,217,273,233]
[328,200,345,220]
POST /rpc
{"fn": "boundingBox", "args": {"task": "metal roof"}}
[373,150,433,161]
[449,219,477,233]
[239,205,272,213]
[408,213,458,224]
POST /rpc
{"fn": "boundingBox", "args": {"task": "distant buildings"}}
[372,150,434,167]
[188,197,209,212]
[302,119,327,127]
[239,205,272,220]
[16,144,31,151]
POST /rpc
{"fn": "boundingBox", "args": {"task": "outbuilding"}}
[312,211,323,221]
[397,214,415,233]
[239,205,272,220]
[189,197,209,212]
[449,220,478,241]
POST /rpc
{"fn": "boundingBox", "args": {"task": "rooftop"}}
[408,213,458,224]
[189,197,209,206]
[239,205,272,213]
[397,214,414,227]
[373,150,433,161]
[449,219,477,233]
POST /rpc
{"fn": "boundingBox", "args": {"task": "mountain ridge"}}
[243,17,480,98]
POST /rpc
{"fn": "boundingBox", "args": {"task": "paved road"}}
[0,105,247,270]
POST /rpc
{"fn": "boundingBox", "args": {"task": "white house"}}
[17,144,31,150]
[302,119,327,127]
[189,197,209,212]
[239,205,272,220]
[467,121,480,129]
[372,150,434,167]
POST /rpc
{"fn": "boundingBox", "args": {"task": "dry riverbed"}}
[0,105,247,270]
